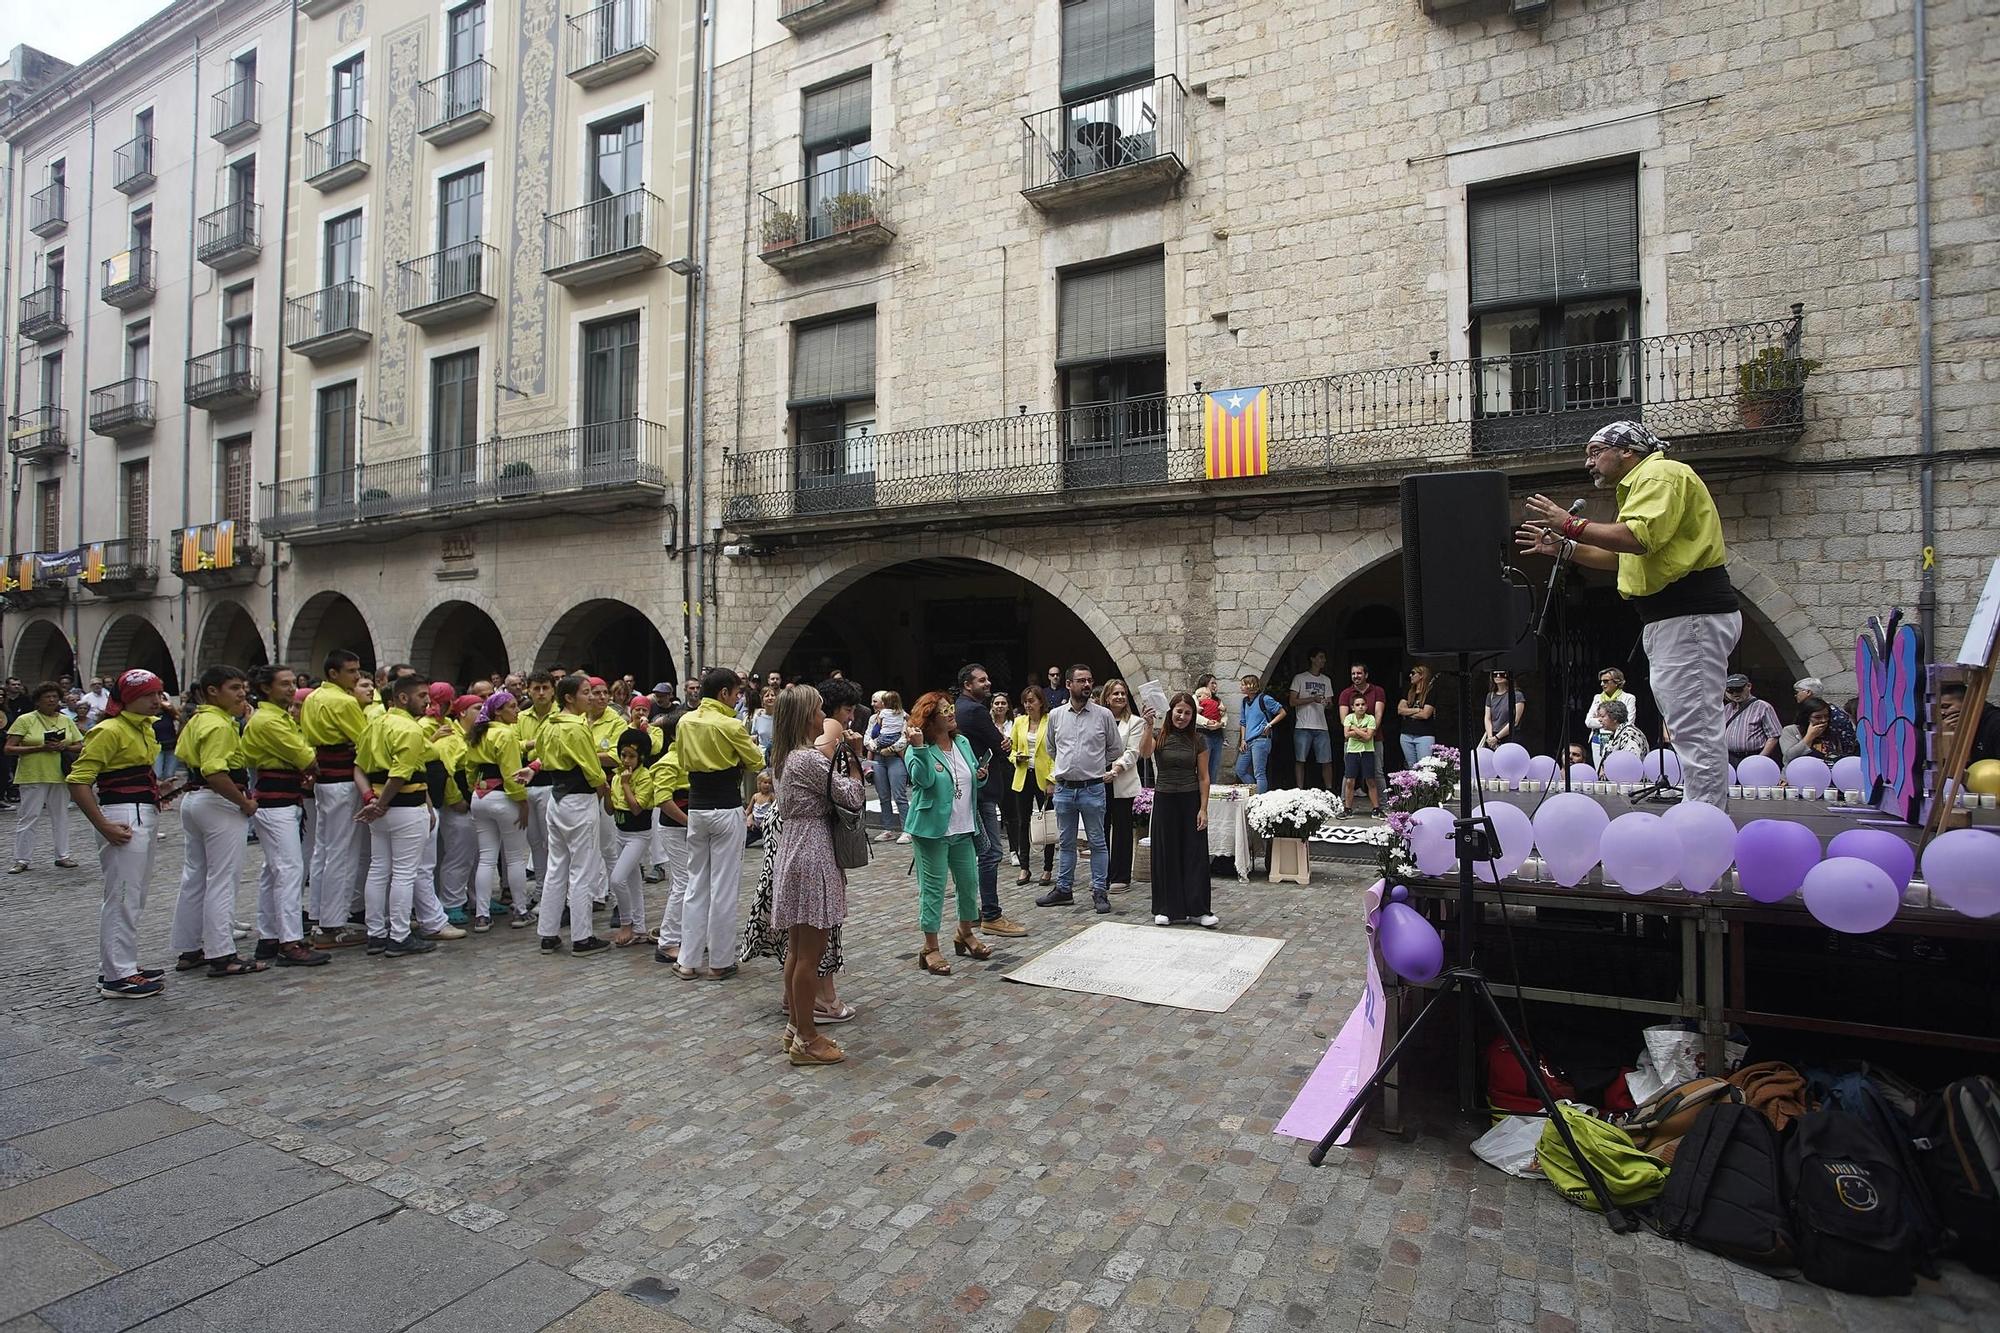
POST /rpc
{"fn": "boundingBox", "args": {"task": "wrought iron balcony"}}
[285,280,373,358]
[28,182,66,236]
[722,309,1810,536]
[172,521,262,586]
[7,408,68,462]
[261,418,671,542]
[18,285,67,342]
[396,242,498,325]
[567,0,657,87]
[419,61,493,145]
[757,157,894,273]
[113,134,155,194]
[100,249,156,309]
[1021,75,1188,210]
[197,201,262,271]
[778,0,879,33]
[186,345,261,410]
[0,555,71,608]
[79,537,159,597]
[305,114,370,190]
[212,78,260,144]
[543,188,665,287]
[89,379,157,438]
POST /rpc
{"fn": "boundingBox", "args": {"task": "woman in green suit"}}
[902,690,994,976]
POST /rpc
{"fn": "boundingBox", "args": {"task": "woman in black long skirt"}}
[1150,692,1217,927]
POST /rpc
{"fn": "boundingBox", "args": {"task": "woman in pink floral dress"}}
[769,685,864,1066]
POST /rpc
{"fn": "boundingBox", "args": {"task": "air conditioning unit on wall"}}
[1511,0,1552,18]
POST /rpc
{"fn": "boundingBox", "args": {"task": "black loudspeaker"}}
[1401,469,1515,656]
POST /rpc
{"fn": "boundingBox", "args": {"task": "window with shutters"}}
[1468,168,1639,428]
[1057,251,1167,487]
[121,460,150,542]
[36,480,60,552]
[1061,0,1152,102]
[430,350,480,490]
[789,310,875,511]
[801,73,870,241]
[316,383,356,476]
[219,437,253,526]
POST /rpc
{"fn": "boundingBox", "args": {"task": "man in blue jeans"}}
[954,665,1029,938]
[1235,673,1288,792]
[1036,665,1125,913]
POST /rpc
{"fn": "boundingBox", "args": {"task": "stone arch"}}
[196,599,270,672]
[94,614,179,693]
[409,596,511,685]
[285,590,382,677]
[531,598,677,684]
[9,617,74,684]
[1726,558,1847,690]
[737,536,1152,686]
[1238,530,1403,684]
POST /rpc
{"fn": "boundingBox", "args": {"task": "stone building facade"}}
[698,0,1997,748]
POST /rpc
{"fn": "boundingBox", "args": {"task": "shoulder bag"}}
[826,746,871,870]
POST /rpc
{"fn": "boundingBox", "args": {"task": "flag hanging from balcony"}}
[1203,387,1269,480]
[83,544,105,584]
[212,521,236,569]
[180,529,202,574]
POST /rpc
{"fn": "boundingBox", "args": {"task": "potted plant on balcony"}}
[1737,346,1820,430]
[760,209,801,252]
[825,191,875,233]
[499,459,535,499]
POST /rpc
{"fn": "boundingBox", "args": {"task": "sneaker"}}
[423,923,468,941]
[1092,894,1112,914]
[895,832,911,845]
[1199,914,1220,929]
[231,920,253,939]
[365,935,389,955]
[384,935,437,957]
[540,936,562,956]
[708,964,739,980]
[99,974,164,999]
[472,916,492,934]
[1034,888,1075,908]
[1109,881,1130,894]
[979,916,1029,937]
[510,910,533,930]
[7,861,29,874]
[1154,915,1171,926]
[276,941,332,967]
[53,857,80,868]
[445,907,470,927]
[873,831,895,843]
[312,925,368,950]
[571,936,611,958]
[641,869,662,884]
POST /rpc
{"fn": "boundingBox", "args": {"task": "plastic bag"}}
[1471,1115,1547,1178]
[1640,1024,1747,1092]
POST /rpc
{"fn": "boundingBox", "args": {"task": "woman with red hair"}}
[902,691,993,976]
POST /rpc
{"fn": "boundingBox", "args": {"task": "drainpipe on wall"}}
[3,142,18,564]
[677,0,709,681]
[267,0,300,671]
[1911,0,1936,655]
[72,104,98,665]
[179,38,204,681]
[688,0,719,672]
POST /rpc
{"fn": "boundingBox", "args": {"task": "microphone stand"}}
[1532,531,1577,792]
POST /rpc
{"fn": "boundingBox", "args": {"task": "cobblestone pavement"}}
[2,807,1997,1332]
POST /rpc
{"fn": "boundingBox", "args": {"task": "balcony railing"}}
[418,61,493,144]
[543,188,665,286]
[305,114,370,189]
[89,379,157,438]
[1,554,72,607]
[186,344,261,409]
[7,407,68,461]
[80,537,159,595]
[101,249,157,309]
[723,310,1810,533]
[28,182,66,236]
[777,0,879,33]
[262,418,671,539]
[566,0,657,86]
[18,285,67,342]
[113,134,155,193]
[212,78,260,143]
[172,521,262,585]
[396,241,499,324]
[757,157,894,272]
[284,280,373,357]
[1021,75,1188,208]
[197,201,262,270]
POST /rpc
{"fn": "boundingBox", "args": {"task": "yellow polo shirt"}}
[175,704,246,777]
[1614,452,1728,600]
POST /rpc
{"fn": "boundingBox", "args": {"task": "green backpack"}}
[1537,1105,1670,1212]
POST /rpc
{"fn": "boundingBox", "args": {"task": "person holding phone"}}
[7,681,84,872]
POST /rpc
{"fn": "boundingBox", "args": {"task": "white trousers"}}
[364,805,429,941]
[299,794,315,889]
[681,808,744,970]
[433,807,478,910]
[596,808,618,903]
[654,822,689,947]
[13,782,70,863]
[538,793,607,941]
[526,785,552,876]
[611,828,650,934]
[252,804,307,943]
[1645,609,1743,809]
[97,802,158,982]
[471,791,531,919]
[311,781,366,927]
[172,789,247,959]
[411,808,448,934]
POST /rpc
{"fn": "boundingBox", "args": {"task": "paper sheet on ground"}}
[1003,921,1284,1012]
[1274,948,1388,1146]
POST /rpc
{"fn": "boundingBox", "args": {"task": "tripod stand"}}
[1307,652,1636,1233]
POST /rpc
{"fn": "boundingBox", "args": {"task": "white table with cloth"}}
[1204,784,1257,880]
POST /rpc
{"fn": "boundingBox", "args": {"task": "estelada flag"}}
[1203,387,1269,480]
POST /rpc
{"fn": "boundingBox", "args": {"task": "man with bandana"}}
[1517,421,1740,807]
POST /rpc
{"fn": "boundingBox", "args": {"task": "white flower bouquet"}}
[1246,787,1344,841]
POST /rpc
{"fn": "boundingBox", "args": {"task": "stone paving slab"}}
[7,1100,207,1172]
[36,1236,259,1333]
[404,1259,595,1332]
[0,1071,154,1140]
[43,1142,337,1267]
[84,1125,249,1186]
[0,1049,85,1092]
[212,1181,398,1265]
[0,1219,119,1321]
[0,1166,112,1229]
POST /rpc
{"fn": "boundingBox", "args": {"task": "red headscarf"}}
[105,669,165,717]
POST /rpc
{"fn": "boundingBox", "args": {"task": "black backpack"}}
[1654,1102,1794,1272]
[1784,1106,1925,1295]
[1913,1076,2000,1275]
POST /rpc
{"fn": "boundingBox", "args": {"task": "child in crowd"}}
[745,769,776,846]
[1342,694,1380,816]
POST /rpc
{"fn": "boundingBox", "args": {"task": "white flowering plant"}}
[1379,745,1462,880]
[1246,787,1344,841]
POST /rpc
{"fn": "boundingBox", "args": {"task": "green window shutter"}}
[1060,0,1153,101]
[1058,253,1165,366]
[802,73,871,148]
[790,311,876,405]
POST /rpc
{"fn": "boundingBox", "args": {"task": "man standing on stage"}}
[1518,421,1740,807]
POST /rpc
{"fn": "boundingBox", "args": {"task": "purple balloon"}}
[1491,743,1531,786]
[1604,750,1644,784]
[1831,755,1865,793]
[1826,829,1916,892]
[1923,828,2000,918]
[1379,899,1444,983]
[1735,819,1821,902]
[1525,754,1559,787]
[1803,857,1900,934]
[1472,799,1535,883]
[1738,754,1782,788]
[1569,762,1599,786]
[1644,749,1683,784]
[1728,761,1740,785]
[1785,755,1832,792]
[1600,811,1680,894]
[1532,792,1610,888]
[1661,800,1738,893]
[1409,805,1457,877]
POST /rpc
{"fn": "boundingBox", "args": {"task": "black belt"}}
[476,763,503,781]
[544,768,596,798]
[253,768,307,806]
[1057,777,1104,788]
[529,770,558,787]
[314,743,357,781]
[687,767,743,810]
[96,763,159,806]
[364,770,430,807]
[615,810,653,834]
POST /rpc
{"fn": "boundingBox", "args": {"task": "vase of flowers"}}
[1380,746,1462,881]
[1247,788,1343,884]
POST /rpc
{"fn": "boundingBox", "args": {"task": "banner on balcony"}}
[1203,387,1269,480]
[180,528,202,573]
[83,545,106,584]
[212,520,237,569]
[36,549,81,578]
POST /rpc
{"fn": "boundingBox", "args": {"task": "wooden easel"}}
[1924,560,2000,844]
